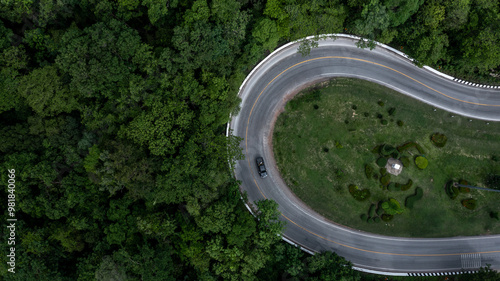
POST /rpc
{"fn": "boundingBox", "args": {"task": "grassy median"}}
[273,78,500,237]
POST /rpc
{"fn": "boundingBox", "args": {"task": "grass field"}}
[273,78,500,237]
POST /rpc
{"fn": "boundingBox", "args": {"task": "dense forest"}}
[1,0,499,280]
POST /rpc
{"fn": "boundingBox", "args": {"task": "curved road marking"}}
[244,56,500,258]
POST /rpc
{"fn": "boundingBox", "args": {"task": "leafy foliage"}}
[382,198,404,215]
[430,132,448,147]
[415,156,429,169]
[376,157,388,167]
[348,184,371,201]
[405,187,424,209]
[462,198,477,210]
[2,0,500,279]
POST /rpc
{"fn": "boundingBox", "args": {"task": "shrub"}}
[430,132,447,147]
[382,198,404,215]
[490,211,499,220]
[381,144,396,156]
[373,174,379,180]
[313,104,319,109]
[397,142,425,154]
[376,113,383,119]
[380,174,391,186]
[388,182,399,191]
[459,186,470,193]
[391,151,401,159]
[401,156,410,167]
[388,107,396,116]
[323,147,329,152]
[367,218,373,223]
[405,187,423,209]
[381,214,393,222]
[462,199,477,210]
[376,204,384,216]
[380,167,387,175]
[415,156,428,169]
[344,120,349,124]
[335,141,343,149]
[352,105,357,110]
[445,181,459,199]
[365,164,374,179]
[348,184,371,201]
[378,100,385,106]
[400,179,413,191]
[376,157,388,167]
[397,120,404,126]
[368,204,376,217]
[360,214,368,221]
[374,217,381,223]
[364,112,369,117]
[492,155,499,162]
[381,119,388,125]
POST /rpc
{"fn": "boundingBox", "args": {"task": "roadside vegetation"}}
[1,0,500,279]
[273,78,500,237]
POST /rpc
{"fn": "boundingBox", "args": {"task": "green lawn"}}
[273,78,500,237]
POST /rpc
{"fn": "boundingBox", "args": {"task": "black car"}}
[256,157,268,178]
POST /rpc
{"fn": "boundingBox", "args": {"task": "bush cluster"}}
[405,187,423,209]
[445,181,459,199]
[348,185,370,201]
[380,174,391,186]
[377,101,384,106]
[376,157,388,167]
[380,144,396,156]
[415,156,428,169]
[362,204,383,223]
[399,179,413,191]
[430,132,448,147]
[388,182,399,191]
[381,119,388,125]
[388,107,396,116]
[397,120,404,126]
[382,198,404,215]
[462,199,477,210]
[397,142,425,154]
[368,204,376,217]
[458,179,470,193]
[380,168,387,175]
[376,202,385,216]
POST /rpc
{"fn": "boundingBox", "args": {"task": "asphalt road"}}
[229,36,500,274]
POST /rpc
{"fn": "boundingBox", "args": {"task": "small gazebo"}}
[386,158,403,176]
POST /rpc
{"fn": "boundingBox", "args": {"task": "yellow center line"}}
[244,56,500,257]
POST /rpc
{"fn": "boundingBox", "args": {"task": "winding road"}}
[229,35,500,275]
